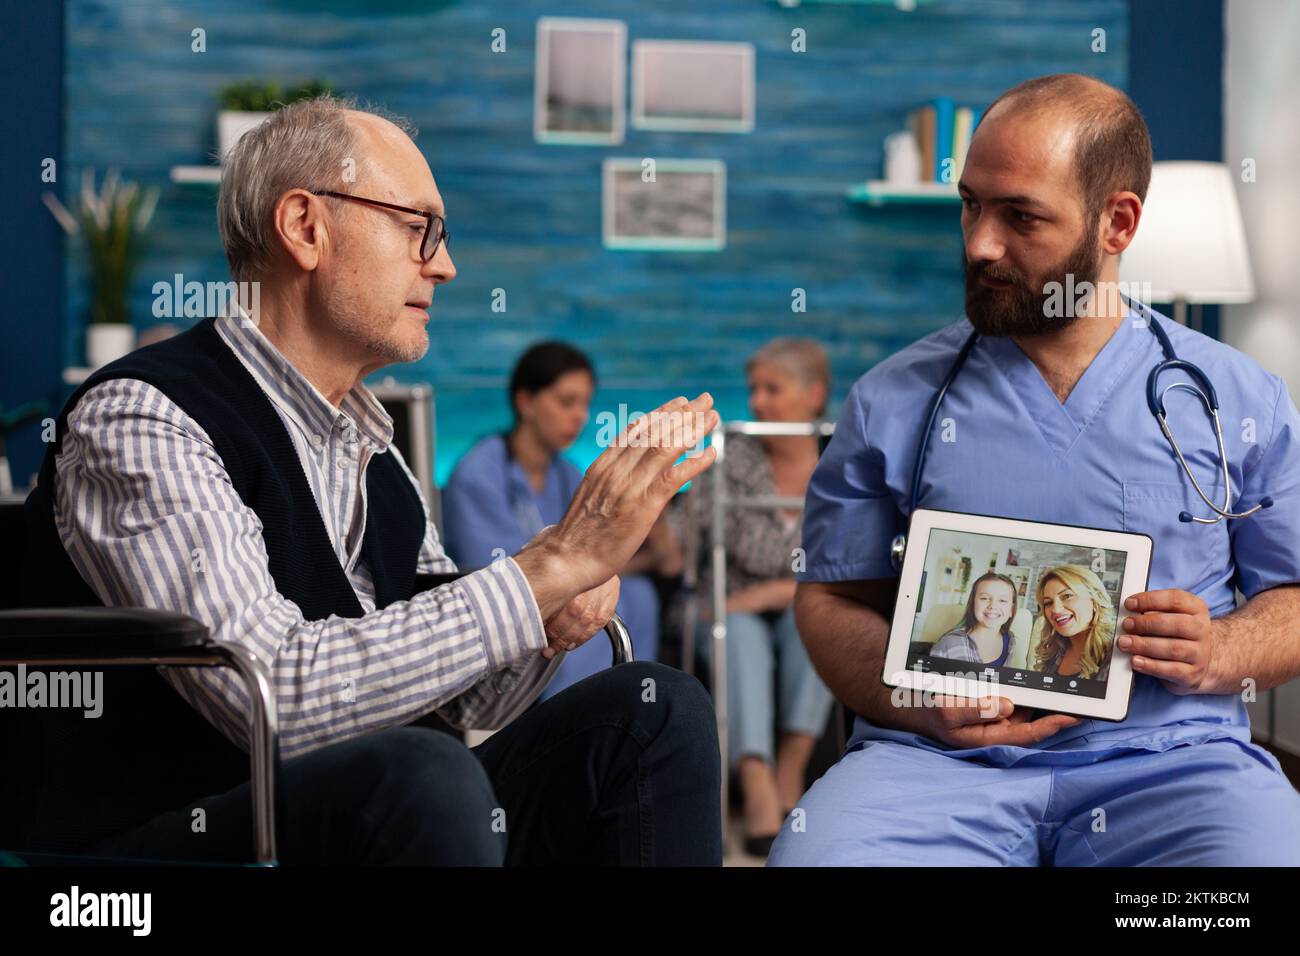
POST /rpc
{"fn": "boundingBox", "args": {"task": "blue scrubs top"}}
[800,308,1300,766]
[442,433,579,565]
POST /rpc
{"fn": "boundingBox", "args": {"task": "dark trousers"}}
[88,662,722,865]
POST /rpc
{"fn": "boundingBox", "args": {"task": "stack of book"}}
[907,98,983,184]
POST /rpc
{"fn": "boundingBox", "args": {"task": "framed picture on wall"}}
[534,18,626,145]
[631,40,755,133]
[602,158,727,252]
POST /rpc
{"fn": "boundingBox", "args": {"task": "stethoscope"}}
[888,303,1273,572]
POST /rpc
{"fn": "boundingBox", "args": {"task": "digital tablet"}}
[883,509,1153,722]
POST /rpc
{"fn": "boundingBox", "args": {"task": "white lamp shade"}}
[1119,161,1255,304]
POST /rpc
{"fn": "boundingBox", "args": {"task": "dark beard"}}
[963,231,1101,337]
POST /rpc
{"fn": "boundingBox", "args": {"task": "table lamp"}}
[1119,161,1255,328]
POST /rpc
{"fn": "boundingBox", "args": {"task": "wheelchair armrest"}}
[413,572,634,665]
[0,605,282,864]
[0,607,209,661]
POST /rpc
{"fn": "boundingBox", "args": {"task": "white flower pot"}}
[87,323,137,369]
[218,110,272,161]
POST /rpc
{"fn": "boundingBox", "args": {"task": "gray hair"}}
[745,337,831,416]
[217,94,417,283]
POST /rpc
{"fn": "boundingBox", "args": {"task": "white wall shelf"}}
[847,180,960,206]
[170,165,222,185]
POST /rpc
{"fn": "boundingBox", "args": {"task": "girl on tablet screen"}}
[1031,565,1115,681]
[929,573,1020,666]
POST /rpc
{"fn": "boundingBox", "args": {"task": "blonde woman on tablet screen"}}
[929,572,1020,666]
[1032,565,1115,681]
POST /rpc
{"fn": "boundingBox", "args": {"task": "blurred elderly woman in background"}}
[672,337,835,856]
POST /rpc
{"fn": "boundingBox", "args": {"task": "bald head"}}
[345,109,425,172]
[976,73,1152,223]
[339,108,443,208]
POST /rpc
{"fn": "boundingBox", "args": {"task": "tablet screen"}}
[904,527,1128,701]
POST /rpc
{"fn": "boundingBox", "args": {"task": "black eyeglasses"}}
[310,190,450,262]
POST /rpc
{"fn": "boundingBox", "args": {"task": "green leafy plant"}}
[218,79,333,112]
[42,169,160,326]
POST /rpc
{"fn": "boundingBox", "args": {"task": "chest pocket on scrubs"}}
[1122,479,1230,589]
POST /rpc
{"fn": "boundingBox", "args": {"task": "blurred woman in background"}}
[673,337,835,856]
[442,342,675,698]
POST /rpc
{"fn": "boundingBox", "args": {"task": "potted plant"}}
[43,168,160,369]
[217,79,333,160]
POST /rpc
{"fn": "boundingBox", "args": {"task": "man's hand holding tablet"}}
[1119,588,1219,693]
[901,693,1082,748]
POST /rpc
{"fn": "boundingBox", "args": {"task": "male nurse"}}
[769,73,1300,866]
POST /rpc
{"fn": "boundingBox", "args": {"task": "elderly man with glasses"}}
[18,96,722,865]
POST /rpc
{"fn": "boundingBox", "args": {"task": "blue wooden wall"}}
[0,2,64,490]
[60,0,1129,483]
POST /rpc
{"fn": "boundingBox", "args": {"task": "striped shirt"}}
[53,310,558,759]
[928,626,1014,667]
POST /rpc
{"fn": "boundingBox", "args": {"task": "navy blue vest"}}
[9,318,425,852]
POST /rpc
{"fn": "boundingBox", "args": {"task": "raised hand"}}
[516,393,719,621]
